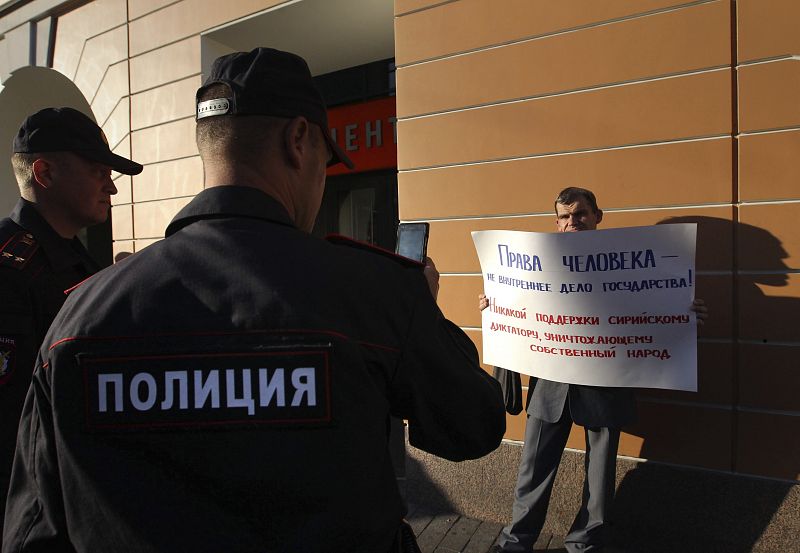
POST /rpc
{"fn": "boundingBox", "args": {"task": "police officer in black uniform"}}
[0,107,143,523]
[3,48,505,552]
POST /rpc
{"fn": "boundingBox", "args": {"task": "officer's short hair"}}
[11,153,35,191]
[555,187,600,215]
[12,151,80,195]
[10,152,72,193]
[195,83,287,165]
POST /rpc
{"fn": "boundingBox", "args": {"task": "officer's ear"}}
[595,208,603,226]
[30,157,55,190]
[283,116,312,171]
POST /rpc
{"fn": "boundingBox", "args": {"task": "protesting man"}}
[0,107,142,521]
[485,187,706,552]
[3,48,505,552]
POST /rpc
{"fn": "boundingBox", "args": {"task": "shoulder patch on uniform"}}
[0,336,16,385]
[0,231,38,270]
[326,234,424,268]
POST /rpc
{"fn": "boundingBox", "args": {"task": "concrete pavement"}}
[408,505,632,553]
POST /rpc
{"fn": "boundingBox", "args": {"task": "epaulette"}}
[0,231,38,270]
[326,234,424,268]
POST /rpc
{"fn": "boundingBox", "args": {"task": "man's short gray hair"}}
[554,187,600,215]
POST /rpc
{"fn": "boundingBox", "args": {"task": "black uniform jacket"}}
[3,186,505,553]
[0,199,97,517]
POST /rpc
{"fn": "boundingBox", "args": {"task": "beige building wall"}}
[6,0,796,485]
[395,0,799,482]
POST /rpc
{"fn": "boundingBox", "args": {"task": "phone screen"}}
[395,223,429,263]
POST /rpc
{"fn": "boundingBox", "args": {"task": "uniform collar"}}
[166,186,296,237]
[9,198,95,272]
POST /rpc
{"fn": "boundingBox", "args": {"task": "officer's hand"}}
[478,293,489,311]
[423,257,440,301]
[691,298,708,326]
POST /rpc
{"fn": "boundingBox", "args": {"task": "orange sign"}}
[327,96,397,176]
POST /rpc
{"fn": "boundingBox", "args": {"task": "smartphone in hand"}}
[395,222,430,263]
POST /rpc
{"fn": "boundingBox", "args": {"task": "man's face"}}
[47,152,118,228]
[555,197,602,233]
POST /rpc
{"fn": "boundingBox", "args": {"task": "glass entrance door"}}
[313,169,398,251]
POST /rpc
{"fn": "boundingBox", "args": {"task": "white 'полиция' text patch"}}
[82,348,331,431]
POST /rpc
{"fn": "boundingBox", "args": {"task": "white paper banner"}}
[472,224,697,391]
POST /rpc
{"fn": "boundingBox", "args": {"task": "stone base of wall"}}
[406,439,799,553]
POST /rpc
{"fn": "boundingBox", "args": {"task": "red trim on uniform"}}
[325,233,396,256]
[86,415,334,431]
[83,360,91,423]
[81,349,325,364]
[64,274,95,295]
[48,328,401,353]
[324,349,332,422]
[356,340,400,352]
[0,235,16,251]
[325,233,425,268]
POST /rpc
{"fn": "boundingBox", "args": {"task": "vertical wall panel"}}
[738,0,800,62]
[130,75,201,130]
[739,130,800,202]
[736,413,800,480]
[738,275,800,343]
[739,344,800,412]
[132,157,204,203]
[112,175,132,206]
[738,60,800,133]
[111,204,133,240]
[738,204,800,269]
[129,36,200,94]
[131,117,198,165]
[132,196,192,239]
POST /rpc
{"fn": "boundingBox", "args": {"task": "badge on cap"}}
[197,98,231,120]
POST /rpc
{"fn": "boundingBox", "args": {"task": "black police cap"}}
[13,107,143,176]
[196,47,354,170]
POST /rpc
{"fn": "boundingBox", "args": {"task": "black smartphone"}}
[395,222,430,263]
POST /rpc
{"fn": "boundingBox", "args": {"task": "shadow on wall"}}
[611,216,799,553]
[611,462,797,553]
[405,454,459,515]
